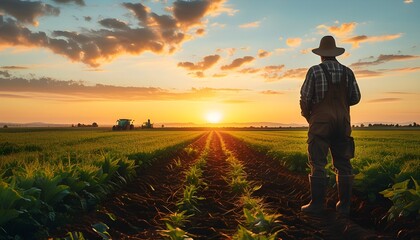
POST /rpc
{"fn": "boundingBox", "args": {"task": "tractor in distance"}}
[112,119,135,131]
[141,119,154,129]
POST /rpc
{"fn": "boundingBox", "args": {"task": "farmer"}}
[299,35,361,215]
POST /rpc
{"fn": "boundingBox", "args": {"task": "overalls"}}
[307,63,355,177]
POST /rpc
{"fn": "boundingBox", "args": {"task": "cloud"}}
[353,69,383,78]
[172,0,235,28]
[386,66,420,73]
[286,38,301,47]
[221,56,255,70]
[239,21,260,28]
[258,49,271,58]
[216,48,236,56]
[385,91,414,95]
[0,71,10,77]
[0,1,234,67]
[351,54,419,67]
[404,0,413,3]
[240,67,260,74]
[368,98,402,103]
[300,48,311,54]
[0,73,246,101]
[272,68,307,81]
[260,90,283,95]
[343,34,402,48]
[52,0,85,6]
[317,22,357,37]
[0,66,29,70]
[98,18,129,30]
[178,54,221,71]
[84,16,92,21]
[195,28,206,36]
[0,0,60,26]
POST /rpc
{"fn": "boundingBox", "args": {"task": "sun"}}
[206,111,222,124]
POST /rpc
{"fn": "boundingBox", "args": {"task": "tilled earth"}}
[53,131,419,240]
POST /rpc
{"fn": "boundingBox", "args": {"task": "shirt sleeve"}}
[300,67,315,120]
[347,68,361,106]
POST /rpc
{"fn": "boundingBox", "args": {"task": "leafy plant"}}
[161,211,192,228]
[380,177,420,220]
[177,185,205,213]
[159,223,193,240]
[92,222,111,240]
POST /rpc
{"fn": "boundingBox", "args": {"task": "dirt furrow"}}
[53,132,210,239]
[184,131,242,239]
[219,131,385,240]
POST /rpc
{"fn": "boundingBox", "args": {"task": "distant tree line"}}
[352,122,418,128]
[72,122,98,127]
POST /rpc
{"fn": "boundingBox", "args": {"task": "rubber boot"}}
[301,175,327,214]
[336,175,354,216]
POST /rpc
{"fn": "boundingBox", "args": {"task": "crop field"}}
[0,128,419,239]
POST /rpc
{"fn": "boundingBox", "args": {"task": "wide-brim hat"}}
[312,35,345,57]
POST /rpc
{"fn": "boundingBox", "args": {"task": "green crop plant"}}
[184,165,203,187]
[380,177,420,220]
[0,181,25,226]
[243,209,276,232]
[159,223,193,240]
[184,147,198,157]
[161,210,192,228]
[177,183,205,213]
[229,176,250,194]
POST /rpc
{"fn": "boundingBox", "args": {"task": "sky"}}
[0,0,419,126]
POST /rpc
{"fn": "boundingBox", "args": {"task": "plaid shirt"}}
[300,61,361,115]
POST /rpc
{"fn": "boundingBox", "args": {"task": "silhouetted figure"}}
[300,36,361,216]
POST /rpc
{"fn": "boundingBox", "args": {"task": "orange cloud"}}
[195,28,206,36]
[240,67,260,74]
[300,48,311,54]
[286,38,302,47]
[0,65,29,70]
[368,98,402,103]
[404,0,413,3]
[0,1,232,67]
[0,73,247,101]
[239,21,260,28]
[351,54,419,67]
[353,69,382,78]
[317,22,357,37]
[178,54,221,71]
[221,56,255,70]
[172,0,234,28]
[260,90,283,95]
[343,34,402,48]
[258,49,271,58]
[0,0,60,26]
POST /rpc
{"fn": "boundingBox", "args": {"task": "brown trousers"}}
[307,64,355,177]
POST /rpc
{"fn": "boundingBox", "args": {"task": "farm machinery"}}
[112,119,134,131]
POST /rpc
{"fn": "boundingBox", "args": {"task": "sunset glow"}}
[206,111,223,124]
[0,0,419,126]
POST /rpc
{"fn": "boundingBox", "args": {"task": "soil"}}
[52,131,419,240]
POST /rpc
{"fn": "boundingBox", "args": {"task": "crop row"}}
[227,130,420,221]
[217,132,282,239]
[0,130,204,239]
[160,132,213,239]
